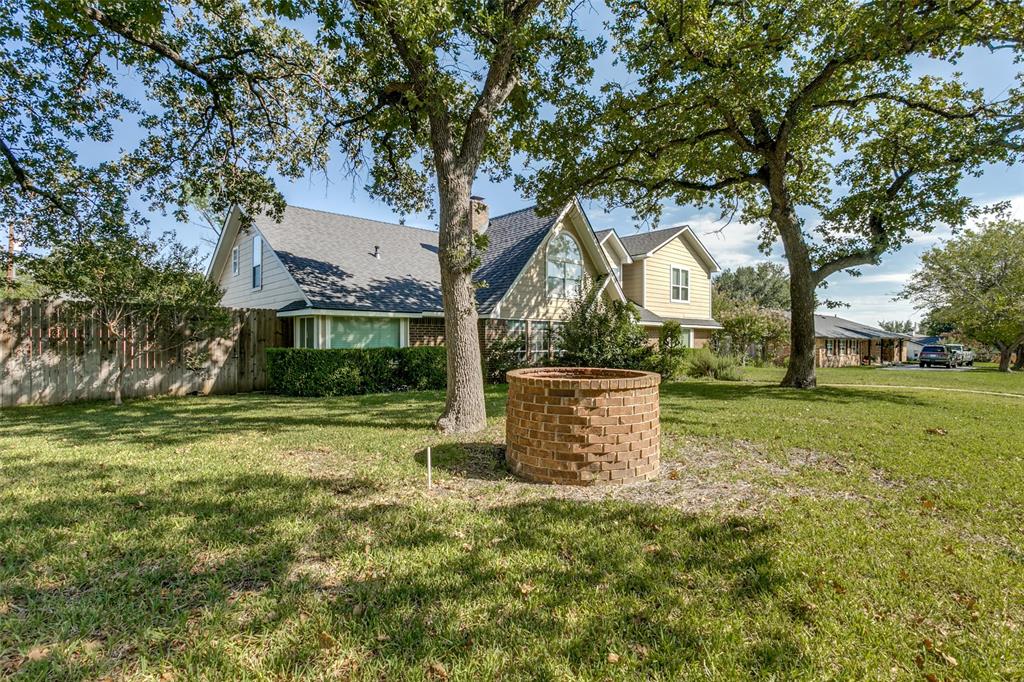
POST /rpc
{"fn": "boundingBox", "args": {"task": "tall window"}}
[297,317,315,348]
[546,233,583,298]
[507,320,527,361]
[670,266,689,302]
[231,246,239,275]
[530,321,551,361]
[252,235,263,289]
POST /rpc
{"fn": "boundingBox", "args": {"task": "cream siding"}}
[216,226,306,310]
[620,259,645,307]
[638,236,712,319]
[495,210,603,321]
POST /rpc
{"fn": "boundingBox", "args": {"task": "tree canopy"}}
[713,263,790,312]
[902,218,1024,371]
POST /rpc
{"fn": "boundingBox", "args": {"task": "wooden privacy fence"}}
[0,300,283,407]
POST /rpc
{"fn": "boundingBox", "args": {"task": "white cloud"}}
[673,214,781,270]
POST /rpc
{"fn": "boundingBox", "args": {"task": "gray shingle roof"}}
[254,204,560,315]
[814,315,909,340]
[619,226,689,257]
[632,305,721,328]
[594,229,614,241]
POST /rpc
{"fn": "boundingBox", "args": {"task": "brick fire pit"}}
[505,367,661,486]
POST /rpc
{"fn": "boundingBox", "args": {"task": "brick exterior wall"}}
[408,318,446,347]
[505,368,661,486]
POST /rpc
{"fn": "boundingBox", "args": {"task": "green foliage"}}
[266,346,447,397]
[878,319,915,334]
[483,332,530,384]
[902,218,1024,368]
[713,263,790,311]
[555,282,654,370]
[712,297,789,364]
[646,320,690,380]
[686,349,742,381]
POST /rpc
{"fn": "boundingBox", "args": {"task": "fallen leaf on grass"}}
[352,603,367,617]
[518,581,535,596]
[607,652,620,663]
[920,498,936,511]
[426,661,448,680]
[318,631,338,649]
[642,544,661,554]
[925,428,948,436]
[26,646,50,662]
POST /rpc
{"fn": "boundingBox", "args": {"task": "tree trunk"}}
[769,180,818,388]
[112,357,125,406]
[1014,344,1024,371]
[434,174,487,434]
[997,345,1012,372]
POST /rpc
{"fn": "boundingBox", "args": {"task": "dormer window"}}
[546,233,583,298]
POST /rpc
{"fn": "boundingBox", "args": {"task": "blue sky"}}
[107,6,1022,328]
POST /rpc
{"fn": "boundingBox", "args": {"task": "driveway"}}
[881,364,976,372]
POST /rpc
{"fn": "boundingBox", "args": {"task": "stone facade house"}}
[206,199,721,360]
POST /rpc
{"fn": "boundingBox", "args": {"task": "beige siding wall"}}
[620,259,645,306]
[216,227,306,310]
[639,236,712,319]
[494,210,604,321]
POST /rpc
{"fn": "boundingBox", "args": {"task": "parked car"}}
[919,344,960,368]
[945,344,975,366]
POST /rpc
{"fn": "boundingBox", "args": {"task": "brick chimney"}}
[470,196,488,234]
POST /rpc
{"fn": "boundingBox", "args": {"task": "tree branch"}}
[0,137,76,218]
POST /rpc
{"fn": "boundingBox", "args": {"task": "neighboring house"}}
[206,199,721,362]
[907,335,942,362]
[595,226,722,347]
[812,315,910,367]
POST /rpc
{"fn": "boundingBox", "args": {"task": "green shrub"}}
[556,281,654,370]
[647,320,691,380]
[266,346,447,396]
[484,332,530,384]
[686,348,742,381]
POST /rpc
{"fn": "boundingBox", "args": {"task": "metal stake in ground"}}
[427,446,432,490]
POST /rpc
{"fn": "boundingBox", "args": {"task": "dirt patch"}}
[431,435,895,516]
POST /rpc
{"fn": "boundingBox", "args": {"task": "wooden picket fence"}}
[0,300,284,407]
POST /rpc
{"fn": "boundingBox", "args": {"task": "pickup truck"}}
[945,344,975,367]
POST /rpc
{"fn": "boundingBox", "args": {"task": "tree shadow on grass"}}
[661,380,930,408]
[0,453,380,679]
[293,499,806,679]
[413,442,510,482]
[0,447,815,679]
[0,387,513,451]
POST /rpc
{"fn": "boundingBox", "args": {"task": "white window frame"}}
[669,265,690,303]
[546,233,584,300]
[251,235,263,290]
[231,246,239,276]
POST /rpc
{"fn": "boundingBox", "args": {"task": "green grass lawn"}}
[1,369,1022,680]
[742,362,1024,395]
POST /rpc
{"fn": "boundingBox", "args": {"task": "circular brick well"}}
[505,367,661,486]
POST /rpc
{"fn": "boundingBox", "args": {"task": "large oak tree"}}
[2,0,593,432]
[531,0,1023,388]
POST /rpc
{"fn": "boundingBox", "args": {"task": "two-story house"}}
[206,199,721,359]
[596,226,721,347]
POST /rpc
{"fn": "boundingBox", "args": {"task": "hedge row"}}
[266,346,447,396]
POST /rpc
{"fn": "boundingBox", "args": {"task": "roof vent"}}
[373,245,380,259]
